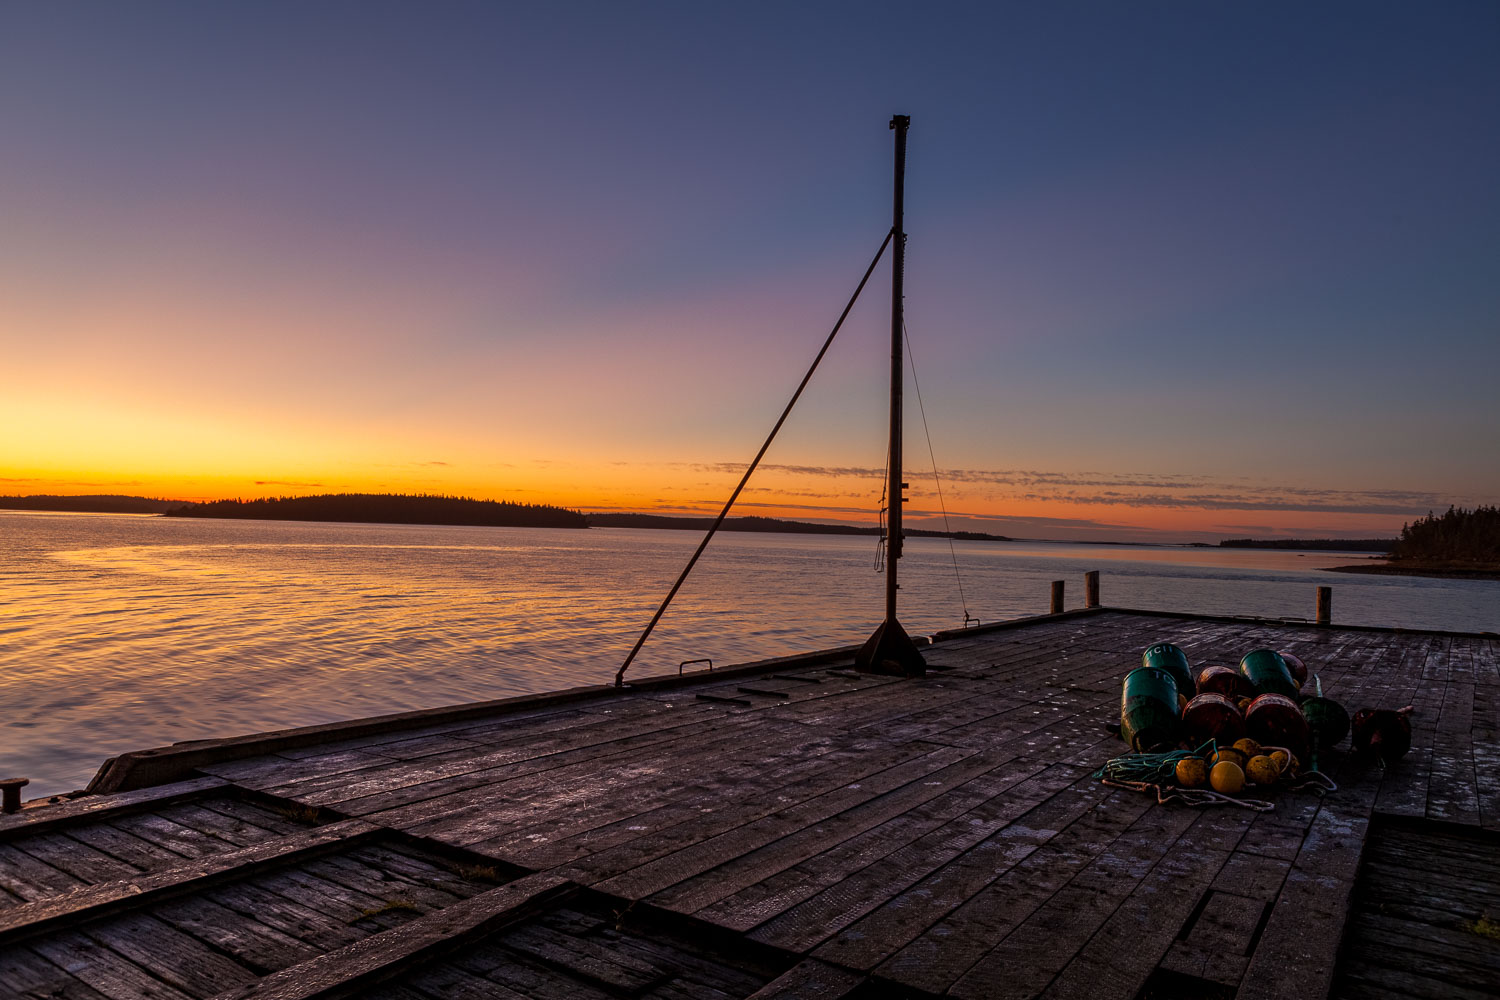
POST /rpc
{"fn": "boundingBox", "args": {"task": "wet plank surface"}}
[3,610,1495,999]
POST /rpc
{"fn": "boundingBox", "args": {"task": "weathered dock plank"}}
[211,873,573,1000]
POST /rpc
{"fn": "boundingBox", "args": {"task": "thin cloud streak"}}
[626,460,1462,517]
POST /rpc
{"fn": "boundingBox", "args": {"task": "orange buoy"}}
[1246,755,1280,785]
[1210,761,1245,795]
[1213,747,1245,769]
[1175,757,1209,788]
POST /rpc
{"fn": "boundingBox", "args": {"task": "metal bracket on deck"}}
[679,658,713,675]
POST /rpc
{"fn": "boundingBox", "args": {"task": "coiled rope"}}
[1093,740,1336,811]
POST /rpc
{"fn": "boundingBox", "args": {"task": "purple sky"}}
[2,2,1496,541]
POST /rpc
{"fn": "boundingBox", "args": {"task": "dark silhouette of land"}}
[15,494,1494,567]
[9,491,1010,539]
[586,512,1010,541]
[1220,537,1395,552]
[1328,505,1500,579]
[164,494,587,528]
[0,494,184,514]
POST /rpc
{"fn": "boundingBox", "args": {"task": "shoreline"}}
[1326,562,1500,581]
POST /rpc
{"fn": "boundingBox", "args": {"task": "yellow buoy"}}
[1175,757,1209,788]
[1178,694,1189,712]
[1210,760,1246,795]
[1270,749,1290,773]
[1213,748,1245,770]
[1233,737,1261,757]
[1246,755,1280,785]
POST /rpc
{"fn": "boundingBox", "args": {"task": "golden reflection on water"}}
[2,512,1493,798]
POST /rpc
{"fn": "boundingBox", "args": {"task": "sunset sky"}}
[3,3,1497,542]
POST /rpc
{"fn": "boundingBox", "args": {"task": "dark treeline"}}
[0,494,183,514]
[1392,506,1500,566]
[165,494,587,528]
[1220,538,1396,552]
[586,512,1010,541]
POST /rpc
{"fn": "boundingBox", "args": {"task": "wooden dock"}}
[2,608,1496,999]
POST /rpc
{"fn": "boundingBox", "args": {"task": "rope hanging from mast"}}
[613,229,894,687]
[904,320,974,627]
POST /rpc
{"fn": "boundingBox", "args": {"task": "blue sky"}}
[2,2,1496,540]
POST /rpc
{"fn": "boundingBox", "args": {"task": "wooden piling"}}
[1316,586,1332,625]
[1085,571,1100,608]
[1050,580,1065,615]
[0,778,26,814]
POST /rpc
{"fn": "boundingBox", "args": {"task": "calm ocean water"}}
[3,511,1496,797]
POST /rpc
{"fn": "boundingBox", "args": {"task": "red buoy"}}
[1281,651,1308,689]
[1181,692,1247,748]
[1197,665,1249,699]
[1245,693,1311,760]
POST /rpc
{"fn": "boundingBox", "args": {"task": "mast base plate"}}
[855,618,927,677]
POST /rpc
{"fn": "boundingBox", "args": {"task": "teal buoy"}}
[1300,675,1350,772]
[1120,667,1182,752]
[1143,642,1195,698]
[1239,648,1298,699]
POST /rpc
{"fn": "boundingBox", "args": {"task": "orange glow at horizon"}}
[3,419,1415,544]
[0,252,1452,545]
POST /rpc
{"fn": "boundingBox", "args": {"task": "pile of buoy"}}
[1107,641,1356,808]
[1175,738,1296,794]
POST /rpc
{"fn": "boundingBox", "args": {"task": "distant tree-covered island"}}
[161,498,1011,538]
[0,494,184,514]
[6,492,1009,538]
[164,493,588,528]
[1328,506,1500,580]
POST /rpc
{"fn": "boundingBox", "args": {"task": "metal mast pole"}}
[856,114,925,677]
[886,114,908,623]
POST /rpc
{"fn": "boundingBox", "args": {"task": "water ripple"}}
[2,512,1494,796]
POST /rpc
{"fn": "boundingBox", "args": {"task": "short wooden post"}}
[1050,580,1065,615]
[1085,571,1100,608]
[0,777,27,814]
[1316,586,1332,625]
